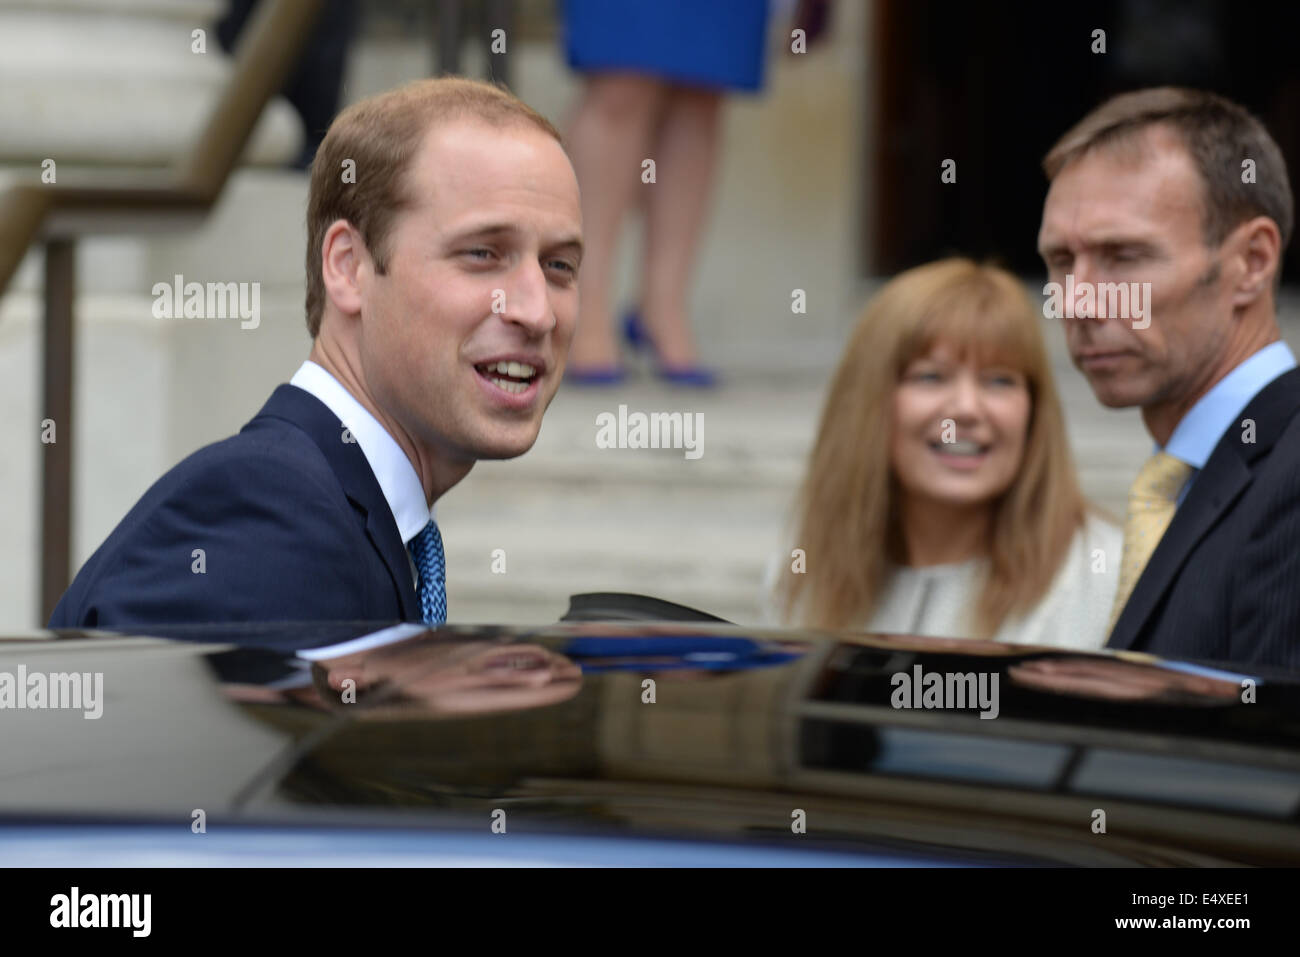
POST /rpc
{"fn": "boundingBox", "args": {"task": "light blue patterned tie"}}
[407,520,447,625]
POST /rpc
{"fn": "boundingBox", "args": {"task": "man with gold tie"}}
[1038,87,1299,671]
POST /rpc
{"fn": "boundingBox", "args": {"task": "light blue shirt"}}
[1163,341,1297,504]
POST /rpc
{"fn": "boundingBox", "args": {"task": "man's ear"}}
[321,219,368,318]
[1228,215,1282,308]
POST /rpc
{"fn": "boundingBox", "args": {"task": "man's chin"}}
[471,428,543,460]
[1085,379,1145,409]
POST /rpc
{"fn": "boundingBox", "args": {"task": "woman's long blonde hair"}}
[778,258,1086,635]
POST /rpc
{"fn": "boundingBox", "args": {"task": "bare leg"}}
[564,73,666,370]
[638,86,723,368]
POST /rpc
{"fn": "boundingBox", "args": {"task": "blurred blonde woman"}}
[768,258,1120,647]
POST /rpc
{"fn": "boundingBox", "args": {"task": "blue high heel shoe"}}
[622,311,719,388]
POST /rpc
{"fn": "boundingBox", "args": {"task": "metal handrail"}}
[0,0,322,289]
[0,0,324,623]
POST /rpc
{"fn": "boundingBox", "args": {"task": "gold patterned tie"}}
[1108,451,1194,634]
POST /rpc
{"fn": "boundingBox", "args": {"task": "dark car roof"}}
[5,621,1300,865]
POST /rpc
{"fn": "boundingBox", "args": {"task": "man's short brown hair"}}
[304,77,563,338]
[1043,87,1294,258]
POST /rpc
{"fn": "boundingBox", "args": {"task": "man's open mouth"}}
[475,361,538,395]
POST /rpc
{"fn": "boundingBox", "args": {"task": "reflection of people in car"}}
[560,631,805,673]
[311,639,582,716]
[766,259,1120,648]
[221,627,805,713]
[1008,656,1242,704]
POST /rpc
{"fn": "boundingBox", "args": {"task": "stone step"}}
[0,0,299,168]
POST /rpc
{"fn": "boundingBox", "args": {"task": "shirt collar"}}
[1163,341,1297,468]
[289,360,434,545]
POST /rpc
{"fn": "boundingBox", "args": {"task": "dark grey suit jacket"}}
[1107,368,1300,672]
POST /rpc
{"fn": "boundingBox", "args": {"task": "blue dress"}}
[562,0,773,93]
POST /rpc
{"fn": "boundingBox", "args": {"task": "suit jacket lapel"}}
[1108,368,1300,651]
[246,385,421,620]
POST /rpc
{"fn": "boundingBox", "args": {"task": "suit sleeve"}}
[64,449,370,628]
[1232,462,1300,672]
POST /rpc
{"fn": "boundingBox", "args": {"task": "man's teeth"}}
[476,360,538,395]
[934,440,986,455]
[486,360,536,378]
[488,376,530,394]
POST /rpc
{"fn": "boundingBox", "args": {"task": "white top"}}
[289,360,434,587]
[761,513,1122,650]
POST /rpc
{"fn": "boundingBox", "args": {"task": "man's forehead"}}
[1040,131,1203,245]
[408,118,575,199]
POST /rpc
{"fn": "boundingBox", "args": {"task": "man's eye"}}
[463,248,496,261]
[910,370,942,382]
[545,259,577,275]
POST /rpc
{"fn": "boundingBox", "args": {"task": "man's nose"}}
[499,260,554,335]
[1069,259,1101,323]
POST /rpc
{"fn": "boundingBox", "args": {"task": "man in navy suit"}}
[1038,87,1300,671]
[49,77,583,628]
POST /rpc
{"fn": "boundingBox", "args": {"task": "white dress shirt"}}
[289,360,433,587]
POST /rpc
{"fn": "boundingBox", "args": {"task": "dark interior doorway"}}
[867,0,1300,281]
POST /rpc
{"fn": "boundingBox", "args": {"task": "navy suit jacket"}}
[1107,368,1300,672]
[48,385,422,629]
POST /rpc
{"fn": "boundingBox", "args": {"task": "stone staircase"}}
[437,374,825,626]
